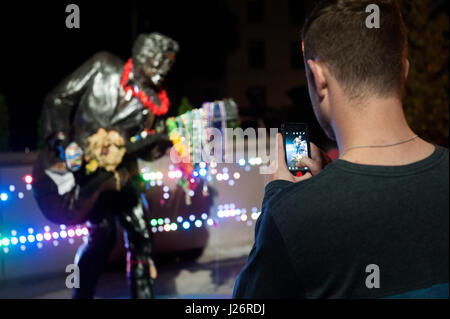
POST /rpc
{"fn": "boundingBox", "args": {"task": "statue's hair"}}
[132,33,180,66]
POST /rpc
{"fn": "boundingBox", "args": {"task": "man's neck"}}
[331,95,434,165]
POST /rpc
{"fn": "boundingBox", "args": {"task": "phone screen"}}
[282,123,311,174]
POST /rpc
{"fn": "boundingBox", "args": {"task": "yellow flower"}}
[169,132,181,144]
[86,159,99,174]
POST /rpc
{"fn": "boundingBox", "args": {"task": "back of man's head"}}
[302,0,408,100]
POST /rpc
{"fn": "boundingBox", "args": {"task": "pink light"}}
[75,229,82,237]
[68,229,75,238]
[24,175,33,184]
[82,227,89,236]
[44,232,52,241]
[168,171,175,179]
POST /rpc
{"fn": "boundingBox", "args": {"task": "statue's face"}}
[141,51,176,86]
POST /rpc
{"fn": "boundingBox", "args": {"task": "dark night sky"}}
[0,1,238,151]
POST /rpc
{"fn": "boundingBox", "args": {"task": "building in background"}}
[225,0,315,126]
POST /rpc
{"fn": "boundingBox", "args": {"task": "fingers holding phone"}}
[266,134,312,184]
[296,142,332,176]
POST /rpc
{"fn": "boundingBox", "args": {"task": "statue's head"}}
[132,33,180,86]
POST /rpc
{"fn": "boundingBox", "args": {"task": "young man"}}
[233,0,449,298]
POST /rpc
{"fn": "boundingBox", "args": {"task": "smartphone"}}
[280,123,311,175]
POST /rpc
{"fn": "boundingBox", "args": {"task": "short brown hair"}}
[302,0,408,99]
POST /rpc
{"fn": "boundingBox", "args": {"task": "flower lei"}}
[121,59,170,116]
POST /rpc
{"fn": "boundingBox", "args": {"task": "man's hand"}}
[267,134,312,184]
[296,142,332,176]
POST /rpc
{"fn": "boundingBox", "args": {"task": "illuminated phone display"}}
[281,123,311,174]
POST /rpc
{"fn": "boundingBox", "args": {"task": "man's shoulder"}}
[437,145,449,161]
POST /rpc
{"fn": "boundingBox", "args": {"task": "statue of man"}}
[33,33,179,299]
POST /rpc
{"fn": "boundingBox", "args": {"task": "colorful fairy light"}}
[195,220,203,228]
[182,221,191,230]
[23,175,33,184]
[0,193,8,202]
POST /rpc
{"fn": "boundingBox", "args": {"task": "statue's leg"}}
[72,215,117,299]
[118,199,155,299]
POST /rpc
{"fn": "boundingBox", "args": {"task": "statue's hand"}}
[149,259,158,280]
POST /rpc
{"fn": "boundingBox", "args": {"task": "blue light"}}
[182,221,191,230]
[199,168,207,177]
[193,171,199,177]
[238,159,246,166]
[0,193,8,201]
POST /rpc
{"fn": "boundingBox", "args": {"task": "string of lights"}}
[0,205,262,254]
[0,159,265,255]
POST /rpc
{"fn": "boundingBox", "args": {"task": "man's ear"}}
[404,59,410,81]
[307,59,327,100]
